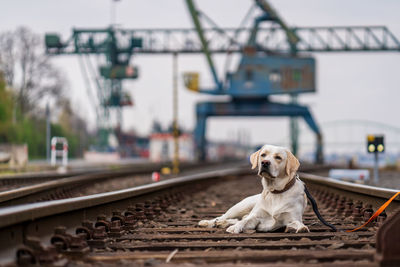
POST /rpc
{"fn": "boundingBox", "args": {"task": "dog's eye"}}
[275,156,282,160]
[260,153,266,157]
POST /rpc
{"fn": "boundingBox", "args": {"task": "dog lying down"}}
[199,144,336,233]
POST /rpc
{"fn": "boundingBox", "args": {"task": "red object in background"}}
[140,150,149,158]
[152,172,160,182]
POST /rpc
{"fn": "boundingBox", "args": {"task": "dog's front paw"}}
[226,223,243,234]
[215,218,238,228]
[284,226,297,233]
[285,225,309,233]
[296,225,309,233]
[198,219,216,228]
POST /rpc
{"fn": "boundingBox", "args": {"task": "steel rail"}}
[299,172,400,212]
[0,165,249,228]
[0,161,159,189]
[0,165,250,265]
[0,168,103,185]
[300,172,400,200]
[0,161,236,206]
[0,164,164,205]
[1,166,396,227]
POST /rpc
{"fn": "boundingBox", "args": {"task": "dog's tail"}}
[304,185,337,232]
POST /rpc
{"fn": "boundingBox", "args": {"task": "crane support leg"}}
[194,99,323,163]
[194,114,207,161]
[302,113,324,164]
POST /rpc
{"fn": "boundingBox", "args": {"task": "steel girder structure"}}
[46,26,400,55]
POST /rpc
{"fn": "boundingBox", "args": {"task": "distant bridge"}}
[276,119,400,160]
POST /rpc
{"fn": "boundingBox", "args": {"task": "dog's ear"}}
[250,149,261,169]
[285,150,300,176]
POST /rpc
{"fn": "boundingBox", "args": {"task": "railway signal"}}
[367,135,384,153]
[367,135,384,184]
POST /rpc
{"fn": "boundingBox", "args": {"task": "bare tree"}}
[0,27,65,116]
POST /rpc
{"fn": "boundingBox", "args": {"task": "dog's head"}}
[250,144,300,179]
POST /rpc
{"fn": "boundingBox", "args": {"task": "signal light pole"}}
[367,135,384,184]
[172,53,180,174]
[46,103,51,163]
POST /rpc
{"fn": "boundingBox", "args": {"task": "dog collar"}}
[270,174,298,194]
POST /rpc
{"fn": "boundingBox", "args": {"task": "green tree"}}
[0,28,92,160]
[0,72,14,142]
[0,27,65,116]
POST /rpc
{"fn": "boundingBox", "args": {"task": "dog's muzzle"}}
[259,161,273,178]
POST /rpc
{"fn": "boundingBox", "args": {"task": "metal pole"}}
[46,102,51,162]
[110,0,119,25]
[374,151,379,184]
[172,52,180,174]
[290,94,299,156]
[185,0,221,89]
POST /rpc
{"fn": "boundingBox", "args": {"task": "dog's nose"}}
[261,160,271,167]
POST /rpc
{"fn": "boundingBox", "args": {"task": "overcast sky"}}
[1,0,400,153]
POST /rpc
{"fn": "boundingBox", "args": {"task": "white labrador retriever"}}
[199,144,309,233]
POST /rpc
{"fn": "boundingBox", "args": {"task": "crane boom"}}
[46,26,400,55]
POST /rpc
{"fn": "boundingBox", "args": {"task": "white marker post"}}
[50,137,68,167]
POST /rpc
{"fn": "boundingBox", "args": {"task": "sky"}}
[1,0,400,154]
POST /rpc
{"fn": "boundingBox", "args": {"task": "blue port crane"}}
[45,1,400,160]
[45,27,142,148]
[183,0,400,163]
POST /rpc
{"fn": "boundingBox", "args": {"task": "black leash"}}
[304,184,337,232]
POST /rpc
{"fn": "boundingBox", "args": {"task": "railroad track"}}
[0,167,104,192]
[0,161,221,192]
[0,162,155,192]
[0,165,398,266]
[0,161,239,207]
